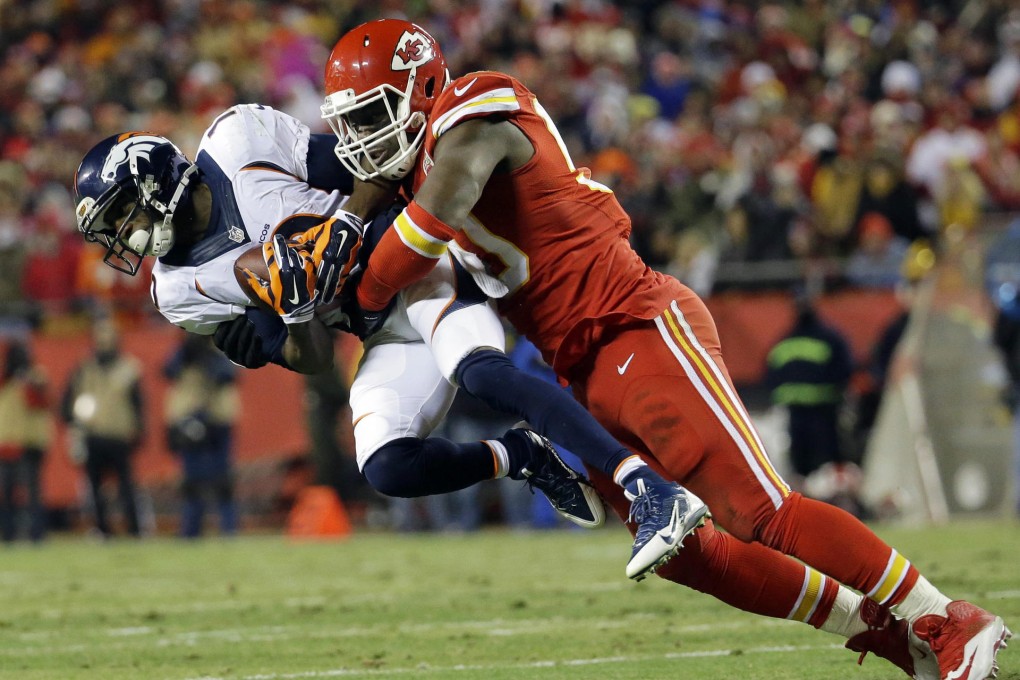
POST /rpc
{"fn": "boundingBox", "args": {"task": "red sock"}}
[658,518,839,627]
[758,493,919,605]
[588,467,838,627]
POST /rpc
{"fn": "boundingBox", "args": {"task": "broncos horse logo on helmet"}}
[74,132,199,275]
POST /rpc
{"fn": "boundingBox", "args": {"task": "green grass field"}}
[1,520,1017,680]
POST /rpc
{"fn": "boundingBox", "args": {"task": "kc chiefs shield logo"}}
[392,30,434,71]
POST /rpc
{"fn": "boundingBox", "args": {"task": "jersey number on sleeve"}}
[453,97,614,296]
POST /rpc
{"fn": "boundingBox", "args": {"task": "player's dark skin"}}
[406,117,533,235]
[346,106,533,232]
[275,115,534,371]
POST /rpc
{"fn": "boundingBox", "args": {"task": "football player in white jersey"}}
[74,104,702,573]
[73,106,376,372]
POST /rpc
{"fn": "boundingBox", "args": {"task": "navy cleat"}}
[623,471,708,581]
[508,426,605,529]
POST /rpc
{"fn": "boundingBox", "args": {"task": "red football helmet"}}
[321,19,449,181]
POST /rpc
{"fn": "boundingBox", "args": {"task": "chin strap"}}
[145,163,200,256]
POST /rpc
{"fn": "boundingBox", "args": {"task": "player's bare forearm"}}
[344,176,400,220]
[282,317,334,374]
[355,120,524,313]
[414,119,513,226]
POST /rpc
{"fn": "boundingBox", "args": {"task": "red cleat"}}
[912,601,1012,680]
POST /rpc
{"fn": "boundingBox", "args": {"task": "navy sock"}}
[455,349,631,477]
[362,437,494,497]
[498,428,540,480]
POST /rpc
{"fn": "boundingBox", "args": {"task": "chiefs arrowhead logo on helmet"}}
[392,30,435,71]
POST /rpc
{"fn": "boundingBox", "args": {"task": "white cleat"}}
[625,478,708,581]
[912,601,1012,680]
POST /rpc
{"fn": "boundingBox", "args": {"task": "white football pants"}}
[349,255,506,469]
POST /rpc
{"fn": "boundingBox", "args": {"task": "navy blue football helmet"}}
[73,132,199,274]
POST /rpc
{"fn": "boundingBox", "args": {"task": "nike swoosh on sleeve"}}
[453,77,478,97]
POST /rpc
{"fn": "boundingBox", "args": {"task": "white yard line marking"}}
[107,626,155,637]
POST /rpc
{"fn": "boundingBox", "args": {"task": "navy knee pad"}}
[362,437,494,497]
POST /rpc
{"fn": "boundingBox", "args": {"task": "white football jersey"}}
[143,105,509,465]
[150,104,349,334]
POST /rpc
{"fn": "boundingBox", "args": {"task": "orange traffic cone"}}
[286,485,352,540]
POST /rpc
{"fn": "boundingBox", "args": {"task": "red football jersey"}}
[409,71,688,376]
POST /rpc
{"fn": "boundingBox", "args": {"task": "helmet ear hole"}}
[424,76,436,98]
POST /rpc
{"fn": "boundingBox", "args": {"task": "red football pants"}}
[571,293,918,620]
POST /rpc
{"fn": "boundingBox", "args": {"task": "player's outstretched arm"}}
[280,316,334,374]
[356,118,521,313]
[344,174,401,220]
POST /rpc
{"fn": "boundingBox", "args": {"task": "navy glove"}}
[336,271,393,340]
[292,211,364,305]
[243,234,319,324]
[213,316,267,369]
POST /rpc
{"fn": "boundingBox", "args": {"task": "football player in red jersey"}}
[318,19,1010,680]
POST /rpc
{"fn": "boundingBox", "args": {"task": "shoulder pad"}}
[430,72,523,140]
[199,105,308,178]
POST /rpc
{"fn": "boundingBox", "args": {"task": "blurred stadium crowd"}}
[1,0,1019,534]
[4,0,1020,322]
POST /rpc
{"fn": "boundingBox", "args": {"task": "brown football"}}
[233,244,272,308]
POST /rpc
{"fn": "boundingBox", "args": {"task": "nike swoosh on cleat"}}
[947,619,1009,680]
[454,78,478,96]
[946,633,983,680]
[656,504,681,545]
[617,353,635,375]
[946,651,975,680]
